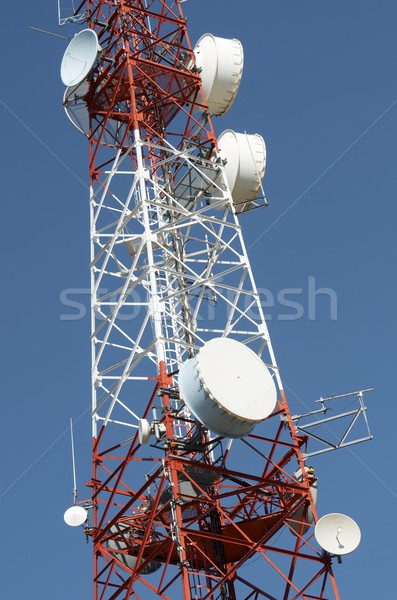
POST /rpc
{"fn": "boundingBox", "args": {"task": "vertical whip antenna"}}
[70,417,77,504]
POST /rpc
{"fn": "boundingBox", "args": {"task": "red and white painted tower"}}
[58,2,369,599]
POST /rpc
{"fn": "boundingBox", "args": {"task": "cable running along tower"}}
[58,1,370,599]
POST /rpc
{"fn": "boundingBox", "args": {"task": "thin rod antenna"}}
[29,26,70,40]
[70,417,77,504]
[315,387,375,403]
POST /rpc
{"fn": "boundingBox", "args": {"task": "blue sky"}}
[1,1,396,597]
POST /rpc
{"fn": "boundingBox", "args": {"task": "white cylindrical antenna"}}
[70,417,77,504]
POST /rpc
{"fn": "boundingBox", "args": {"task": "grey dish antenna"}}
[315,513,361,555]
[108,524,161,574]
[61,29,99,87]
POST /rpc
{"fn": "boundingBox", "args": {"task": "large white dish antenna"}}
[108,524,161,574]
[64,505,88,527]
[63,82,128,147]
[179,338,277,438]
[315,513,361,555]
[216,129,266,211]
[61,29,99,87]
[194,34,243,116]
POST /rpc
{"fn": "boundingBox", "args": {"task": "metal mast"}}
[61,1,344,598]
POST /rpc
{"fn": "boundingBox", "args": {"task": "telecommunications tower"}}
[58,1,371,599]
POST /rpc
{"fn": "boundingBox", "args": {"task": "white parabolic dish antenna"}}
[315,513,361,555]
[64,505,88,527]
[61,29,99,87]
[179,338,277,438]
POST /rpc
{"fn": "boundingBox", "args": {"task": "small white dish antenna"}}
[315,513,361,555]
[61,29,99,87]
[138,418,152,445]
[64,505,88,527]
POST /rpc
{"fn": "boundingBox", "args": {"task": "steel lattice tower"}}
[62,1,343,598]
